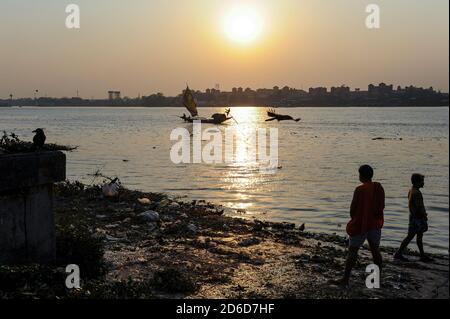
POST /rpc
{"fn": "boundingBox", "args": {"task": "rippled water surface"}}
[1,106,448,253]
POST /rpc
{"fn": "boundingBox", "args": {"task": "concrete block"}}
[0,151,65,264]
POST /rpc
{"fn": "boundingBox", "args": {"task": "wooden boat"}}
[181,86,233,124]
[180,114,232,125]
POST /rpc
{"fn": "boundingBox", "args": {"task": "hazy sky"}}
[0,0,448,98]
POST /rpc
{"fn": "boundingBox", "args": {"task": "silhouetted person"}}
[394,174,433,262]
[32,128,46,149]
[334,165,385,287]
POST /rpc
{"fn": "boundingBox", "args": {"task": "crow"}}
[32,128,46,149]
[266,109,301,122]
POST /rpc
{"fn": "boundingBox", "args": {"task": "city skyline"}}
[0,0,449,98]
[3,82,449,100]
[3,82,447,108]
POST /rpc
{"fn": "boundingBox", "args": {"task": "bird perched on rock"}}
[299,223,306,232]
[32,128,46,149]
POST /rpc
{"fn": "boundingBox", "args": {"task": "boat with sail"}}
[180,86,234,124]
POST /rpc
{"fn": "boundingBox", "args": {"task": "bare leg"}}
[416,233,425,257]
[368,240,383,272]
[397,233,415,256]
[342,246,360,285]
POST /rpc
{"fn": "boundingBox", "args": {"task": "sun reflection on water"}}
[221,107,270,212]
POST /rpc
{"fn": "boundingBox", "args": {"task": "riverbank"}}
[1,182,448,299]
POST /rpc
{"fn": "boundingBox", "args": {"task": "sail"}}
[182,86,198,117]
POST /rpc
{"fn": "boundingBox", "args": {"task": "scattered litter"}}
[102,180,120,197]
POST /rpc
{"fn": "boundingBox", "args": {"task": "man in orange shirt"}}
[335,165,385,287]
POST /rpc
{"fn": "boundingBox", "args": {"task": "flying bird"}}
[266,109,301,122]
[32,128,46,149]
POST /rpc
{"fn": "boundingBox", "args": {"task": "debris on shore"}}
[1,181,448,299]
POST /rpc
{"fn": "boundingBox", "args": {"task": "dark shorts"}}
[409,218,428,235]
[349,229,382,248]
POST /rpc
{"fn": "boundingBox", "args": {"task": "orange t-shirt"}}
[346,182,385,236]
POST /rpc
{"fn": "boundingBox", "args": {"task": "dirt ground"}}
[56,183,449,299]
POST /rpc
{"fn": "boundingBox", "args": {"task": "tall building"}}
[108,91,121,100]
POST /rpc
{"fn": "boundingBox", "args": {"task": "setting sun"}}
[224,6,264,44]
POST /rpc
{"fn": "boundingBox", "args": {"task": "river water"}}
[1,106,448,253]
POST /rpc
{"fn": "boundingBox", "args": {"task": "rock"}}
[158,199,171,208]
[295,254,311,262]
[148,222,158,232]
[272,222,296,230]
[161,214,175,222]
[187,224,198,234]
[96,215,107,219]
[139,211,160,222]
[105,235,121,242]
[138,198,151,205]
[169,202,180,210]
[164,221,182,234]
[239,237,261,247]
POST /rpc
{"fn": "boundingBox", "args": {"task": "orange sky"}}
[0,0,448,98]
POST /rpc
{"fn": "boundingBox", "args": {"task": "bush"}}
[71,279,155,299]
[56,224,106,280]
[150,268,198,294]
[0,265,66,299]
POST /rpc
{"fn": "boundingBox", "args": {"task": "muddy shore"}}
[2,182,448,299]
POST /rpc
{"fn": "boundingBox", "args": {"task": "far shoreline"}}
[2,105,450,108]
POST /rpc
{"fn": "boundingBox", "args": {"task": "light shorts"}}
[349,229,381,248]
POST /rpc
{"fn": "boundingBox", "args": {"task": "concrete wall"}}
[0,151,66,265]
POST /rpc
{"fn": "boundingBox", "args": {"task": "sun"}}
[224,6,263,44]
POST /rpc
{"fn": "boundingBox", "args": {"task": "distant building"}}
[368,83,393,95]
[108,91,121,100]
[331,85,350,97]
[309,87,328,96]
